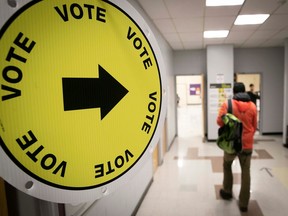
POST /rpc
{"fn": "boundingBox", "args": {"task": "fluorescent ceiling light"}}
[204,30,229,38]
[206,0,245,6]
[234,14,270,25]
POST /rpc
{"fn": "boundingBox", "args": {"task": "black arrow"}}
[62,65,129,120]
[260,167,273,177]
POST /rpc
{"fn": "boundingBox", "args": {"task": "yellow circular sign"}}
[0,0,162,190]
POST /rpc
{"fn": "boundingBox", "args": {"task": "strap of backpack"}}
[228,99,233,114]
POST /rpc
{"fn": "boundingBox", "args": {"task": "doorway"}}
[236,73,261,132]
[176,75,204,138]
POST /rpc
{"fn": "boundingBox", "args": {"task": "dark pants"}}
[223,150,252,208]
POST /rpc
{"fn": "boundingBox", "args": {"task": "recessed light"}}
[234,14,270,25]
[206,0,245,6]
[204,30,229,38]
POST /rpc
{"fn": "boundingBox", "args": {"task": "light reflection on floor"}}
[136,105,288,216]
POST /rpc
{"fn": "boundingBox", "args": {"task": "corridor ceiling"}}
[136,0,288,50]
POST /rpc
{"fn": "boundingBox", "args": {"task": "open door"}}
[236,73,261,132]
[176,75,205,139]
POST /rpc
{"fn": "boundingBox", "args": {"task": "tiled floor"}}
[136,105,288,216]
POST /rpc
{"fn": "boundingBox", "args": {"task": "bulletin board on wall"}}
[208,83,232,114]
[207,83,233,140]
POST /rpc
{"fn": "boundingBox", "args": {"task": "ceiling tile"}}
[173,17,204,32]
[249,30,279,41]
[205,6,241,17]
[227,29,255,40]
[240,0,280,14]
[179,32,203,42]
[204,38,225,47]
[182,41,203,50]
[225,31,254,44]
[154,19,176,33]
[259,14,288,30]
[204,16,235,30]
[275,1,288,14]
[242,38,265,47]
[272,29,288,39]
[231,24,259,31]
[169,41,184,50]
[137,0,170,19]
[164,0,205,18]
[164,33,182,42]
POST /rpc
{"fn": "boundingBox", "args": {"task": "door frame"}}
[235,72,263,134]
[175,74,206,139]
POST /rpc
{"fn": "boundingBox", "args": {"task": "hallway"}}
[136,105,288,216]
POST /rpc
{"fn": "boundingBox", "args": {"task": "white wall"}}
[173,50,206,75]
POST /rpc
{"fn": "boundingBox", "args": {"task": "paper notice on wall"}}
[209,83,232,114]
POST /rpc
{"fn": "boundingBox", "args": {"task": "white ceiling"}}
[136,0,288,50]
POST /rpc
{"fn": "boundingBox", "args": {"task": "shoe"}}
[219,189,232,200]
[239,206,248,212]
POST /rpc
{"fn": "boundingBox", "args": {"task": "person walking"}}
[247,83,260,105]
[217,82,257,212]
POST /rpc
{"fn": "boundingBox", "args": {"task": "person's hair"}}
[233,82,245,94]
[249,83,254,87]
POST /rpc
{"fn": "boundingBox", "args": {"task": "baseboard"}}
[207,139,216,142]
[131,178,153,216]
[167,135,177,151]
[262,132,283,135]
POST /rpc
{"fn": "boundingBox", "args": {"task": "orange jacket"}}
[217,98,257,150]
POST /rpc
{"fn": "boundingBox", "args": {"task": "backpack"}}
[217,99,243,154]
